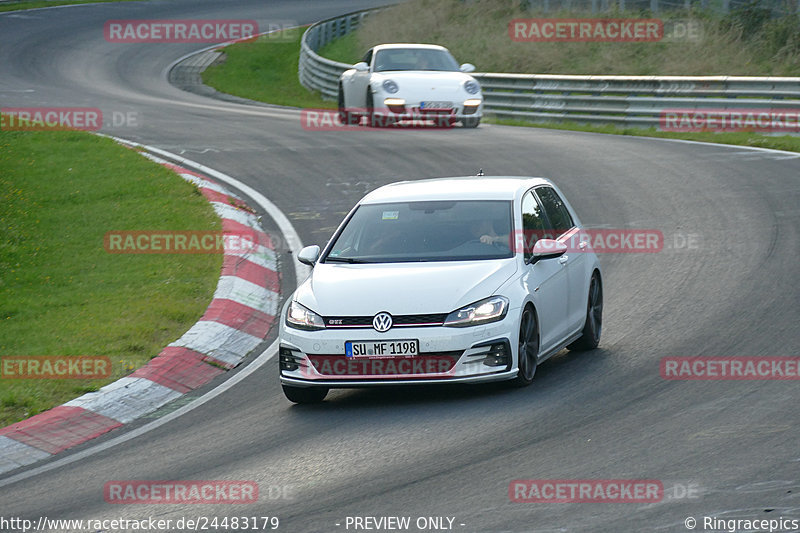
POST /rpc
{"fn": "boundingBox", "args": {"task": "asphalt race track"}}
[1,1,799,531]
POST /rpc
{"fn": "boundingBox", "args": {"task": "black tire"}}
[512,306,539,387]
[282,384,328,404]
[568,271,603,351]
[366,91,381,127]
[461,117,480,128]
[338,84,357,125]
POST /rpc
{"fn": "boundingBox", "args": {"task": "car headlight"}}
[382,79,399,94]
[444,296,509,327]
[286,301,325,330]
[463,80,480,95]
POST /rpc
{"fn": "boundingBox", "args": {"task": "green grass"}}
[202,27,336,109]
[486,117,800,153]
[0,128,222,426]
[318,32,362,65]
[355,0,800,76]
[0,0,140,13]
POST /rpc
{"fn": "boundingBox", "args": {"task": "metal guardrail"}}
[299,9,800,128]
[474,73,800,128]
[299,9,378,100]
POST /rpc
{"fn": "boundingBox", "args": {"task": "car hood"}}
[294,259,518,316]
[372,71,476,91]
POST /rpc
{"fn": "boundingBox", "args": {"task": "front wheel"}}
[568,272,602,351]
[512,306,539,387]
[282,384,328,404]
[366,91,385,127]
[338,85,357,125]
[461,117,480,128]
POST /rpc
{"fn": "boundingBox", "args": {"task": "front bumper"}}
[373,94,483,122]
[279,318,516,388]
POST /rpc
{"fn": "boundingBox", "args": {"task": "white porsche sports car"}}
[279,176,603,403]
[337,43,483,128]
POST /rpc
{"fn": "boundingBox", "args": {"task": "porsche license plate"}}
[346,340,419,358]
[420,101,453,110]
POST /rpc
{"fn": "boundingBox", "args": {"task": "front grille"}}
[323,313,448,328]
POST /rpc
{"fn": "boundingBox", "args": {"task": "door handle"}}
[559,255,568,265]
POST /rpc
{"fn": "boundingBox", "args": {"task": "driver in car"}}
[470,219,509,248]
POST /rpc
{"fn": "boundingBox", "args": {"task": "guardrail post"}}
[651,0,658,13]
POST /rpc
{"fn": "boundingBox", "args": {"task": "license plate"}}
[345,340,419,358]
[420,101,453,110]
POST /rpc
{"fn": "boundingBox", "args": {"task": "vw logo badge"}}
[372,312,393,332]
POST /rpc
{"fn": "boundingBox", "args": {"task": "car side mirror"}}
[353,62,369,72]
[297,245,321,266]
[460,63,476,73]
[528,239,567,265]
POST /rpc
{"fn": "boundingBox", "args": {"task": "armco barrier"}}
[299,9,800,129]
[474,73,800,128]
[299,9,377,100]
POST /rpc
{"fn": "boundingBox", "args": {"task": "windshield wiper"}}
[324,257,373,264]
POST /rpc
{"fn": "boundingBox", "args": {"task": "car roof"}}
[360,176,553,204]
[372,44,449,53]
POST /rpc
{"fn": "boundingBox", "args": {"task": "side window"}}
[521,191,547,261]
[361,49,373,68]
[535,187,574,236]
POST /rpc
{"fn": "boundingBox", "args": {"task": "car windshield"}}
[323,200,514,263]
[373,48,461,72]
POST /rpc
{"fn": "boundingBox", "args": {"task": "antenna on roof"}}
[477,168,484,177]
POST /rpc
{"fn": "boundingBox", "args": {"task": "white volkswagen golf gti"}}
[279,176,602,403]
